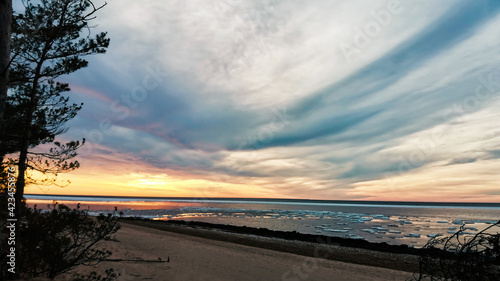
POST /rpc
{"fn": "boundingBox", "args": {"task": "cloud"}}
[30,0,500,201]
[350,159,500,202]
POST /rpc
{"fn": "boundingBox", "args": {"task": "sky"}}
[22,0,500,202]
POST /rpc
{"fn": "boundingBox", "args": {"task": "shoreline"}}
[120,218,421,273]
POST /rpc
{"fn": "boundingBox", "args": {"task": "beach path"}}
[64,222,413,281]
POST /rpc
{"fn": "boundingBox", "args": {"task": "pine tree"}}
[7,0,109,215]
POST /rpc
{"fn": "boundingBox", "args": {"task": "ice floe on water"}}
[105,205,498,248]
[464,226,478,231]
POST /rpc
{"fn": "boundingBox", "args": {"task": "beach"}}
[59,221,415,281]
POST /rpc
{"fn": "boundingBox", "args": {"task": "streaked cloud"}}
[28,0,500,202]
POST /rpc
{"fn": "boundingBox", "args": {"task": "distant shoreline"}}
[25,193,500,208]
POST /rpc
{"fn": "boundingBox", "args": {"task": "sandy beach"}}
[58,221,415,281]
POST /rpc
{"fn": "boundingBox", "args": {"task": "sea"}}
[25,195,500,248]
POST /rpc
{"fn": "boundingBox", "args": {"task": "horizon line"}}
[25,194,500,206]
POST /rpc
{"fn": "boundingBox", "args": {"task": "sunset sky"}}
[23,0,500,202]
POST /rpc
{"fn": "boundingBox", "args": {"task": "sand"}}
[56,222,414,281]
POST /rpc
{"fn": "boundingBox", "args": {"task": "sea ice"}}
[372,215,390,220]
[350,236,365,240]
[464,227,478,231]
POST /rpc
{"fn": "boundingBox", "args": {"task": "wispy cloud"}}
[33,0,500,202]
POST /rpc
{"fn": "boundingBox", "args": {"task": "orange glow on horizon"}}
[22,157,500,203]
[26,199,205,210]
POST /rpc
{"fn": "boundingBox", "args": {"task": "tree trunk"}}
[0,0,12,164]
[14,69,41,216]
[13,46,42,281]
[14,36,47,217]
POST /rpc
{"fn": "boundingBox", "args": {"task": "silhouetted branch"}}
[408,220,500,281]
